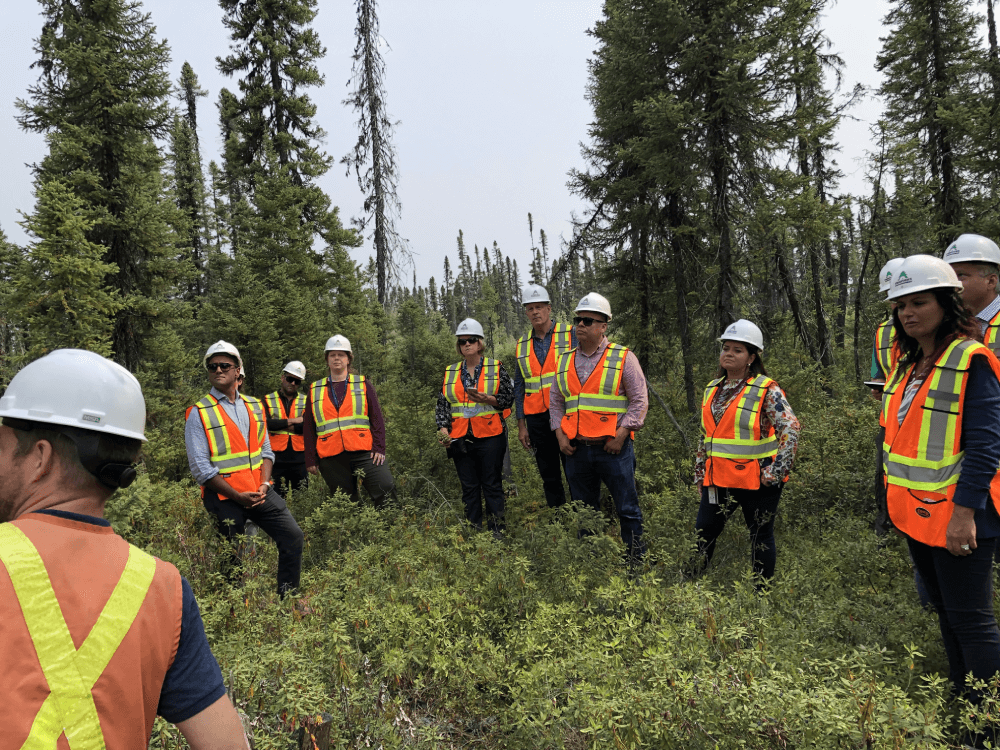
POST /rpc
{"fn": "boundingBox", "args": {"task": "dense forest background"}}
[4,0,1000,746]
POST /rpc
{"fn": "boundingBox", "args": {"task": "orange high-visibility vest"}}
[554,344,629,440]
[882,338,1000,547]
[874,318,899,380]
[310,376,372,457]
[264,391,306,452]
[0,513,181,749]
[983,303,1000,355]
[443,358,510,439]
[515,323,574,415]
[700,376,780,491]
[189,393,267,494]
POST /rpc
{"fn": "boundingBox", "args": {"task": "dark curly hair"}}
[892,287,981,366]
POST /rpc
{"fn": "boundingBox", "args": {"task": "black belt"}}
[574,438,608,447]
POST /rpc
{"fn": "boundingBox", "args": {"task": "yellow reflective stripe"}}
[196,397,262,472]
[313,377,371,435]
[0,524,156,750]
[876,320,896,375]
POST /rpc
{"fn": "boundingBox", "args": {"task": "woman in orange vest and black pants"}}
[882,255,1000,724]
[304,335,396,506]
[436,318,514,535]
[692,319,800,584]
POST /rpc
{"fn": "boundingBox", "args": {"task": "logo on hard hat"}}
[726,325,737,334]
[532,290,540,297]
[460,323,468,330]
[945,244,959,256]
[895,271,912,287]
[883,272,892,284]
[581,297,589,305]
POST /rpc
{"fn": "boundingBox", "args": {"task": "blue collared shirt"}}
[976,294,1000,335]
[512,322,577,419]
[184,387,274,486]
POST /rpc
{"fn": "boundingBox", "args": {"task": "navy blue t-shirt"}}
[33,509,228,722]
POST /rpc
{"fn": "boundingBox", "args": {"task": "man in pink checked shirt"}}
[549,293,649,564]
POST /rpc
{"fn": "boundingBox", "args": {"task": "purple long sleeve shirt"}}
[303,377,387,467]
[548,337,648,436]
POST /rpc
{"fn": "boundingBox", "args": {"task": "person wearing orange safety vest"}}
[883,254,1000,711]
[513,283,575,507]
[265,361,309,497]
[549,294,648,564]
[870,258,904,536]
[691,319,800,584]
[185,341,303,597]
[0,349,249,749]
[304,335,396,506]
[436,319,514,534]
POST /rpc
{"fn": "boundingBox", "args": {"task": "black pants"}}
[317,451,396,507]
[452,431,507,532]
[909,536,1000,701]
[203,487,304,596]
[694,483,782,580]
[524,412,567,507]
[272,461,308,499]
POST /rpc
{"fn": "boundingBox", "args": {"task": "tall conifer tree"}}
[17,0,174,369]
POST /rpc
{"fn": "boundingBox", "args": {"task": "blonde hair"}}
[456,337,485,356]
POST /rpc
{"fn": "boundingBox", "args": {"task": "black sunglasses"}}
[284,375,302,385]
[573,316,602,327]
[207,362,236,372]
[458,338,480,346]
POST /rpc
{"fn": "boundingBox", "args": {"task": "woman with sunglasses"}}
[692,319,800,584]
[436,318,514,535]
[882,255,1000,729]
[304,335,396,506]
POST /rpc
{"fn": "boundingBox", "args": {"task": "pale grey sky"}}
[0,0,888,288]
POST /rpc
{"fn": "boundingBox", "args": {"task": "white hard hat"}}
[455,318,485,338]
[204,340,243,372]
[0,349,147,442]
[943,234,1000,266]
[718,319,765,352]
[521,284,550,305]
[282,361,306,379]
[887,254,963,300]
[878,258,905,295]
[324,335,352,354]
[574,292,613,322]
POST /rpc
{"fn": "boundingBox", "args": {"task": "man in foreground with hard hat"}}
[549,293,649,563]
[944,233,1000,350]
[513,283,576,507]
[185,341,303,597]
[0,349,249,748]
[265,361,309,497]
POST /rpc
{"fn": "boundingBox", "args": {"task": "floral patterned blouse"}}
[693,377,800,487]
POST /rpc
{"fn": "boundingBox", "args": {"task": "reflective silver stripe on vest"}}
[883,455,964,486]
[921,344,967,465]
[706,437,779,458]
[735,379,771,441]
[599,345,626,394]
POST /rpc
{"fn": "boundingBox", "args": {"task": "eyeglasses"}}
[284,376,302,385]
[206,362,235,372]
[458,338,479,347]
[573,316,602,327]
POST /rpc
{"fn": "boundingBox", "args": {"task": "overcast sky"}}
[0,0,888,288]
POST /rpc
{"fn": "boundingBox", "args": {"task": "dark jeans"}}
[203,487,303,596]
[452,431,507,532]
[317,451,396,507]
[908,536,1000,700]
[524,412,567,507]
[564,438,644,560]
[272,461,308,499]
[694,483,782,580]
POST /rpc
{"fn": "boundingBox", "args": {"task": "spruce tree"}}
[17,0,173,370]
[15,173,120,358]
